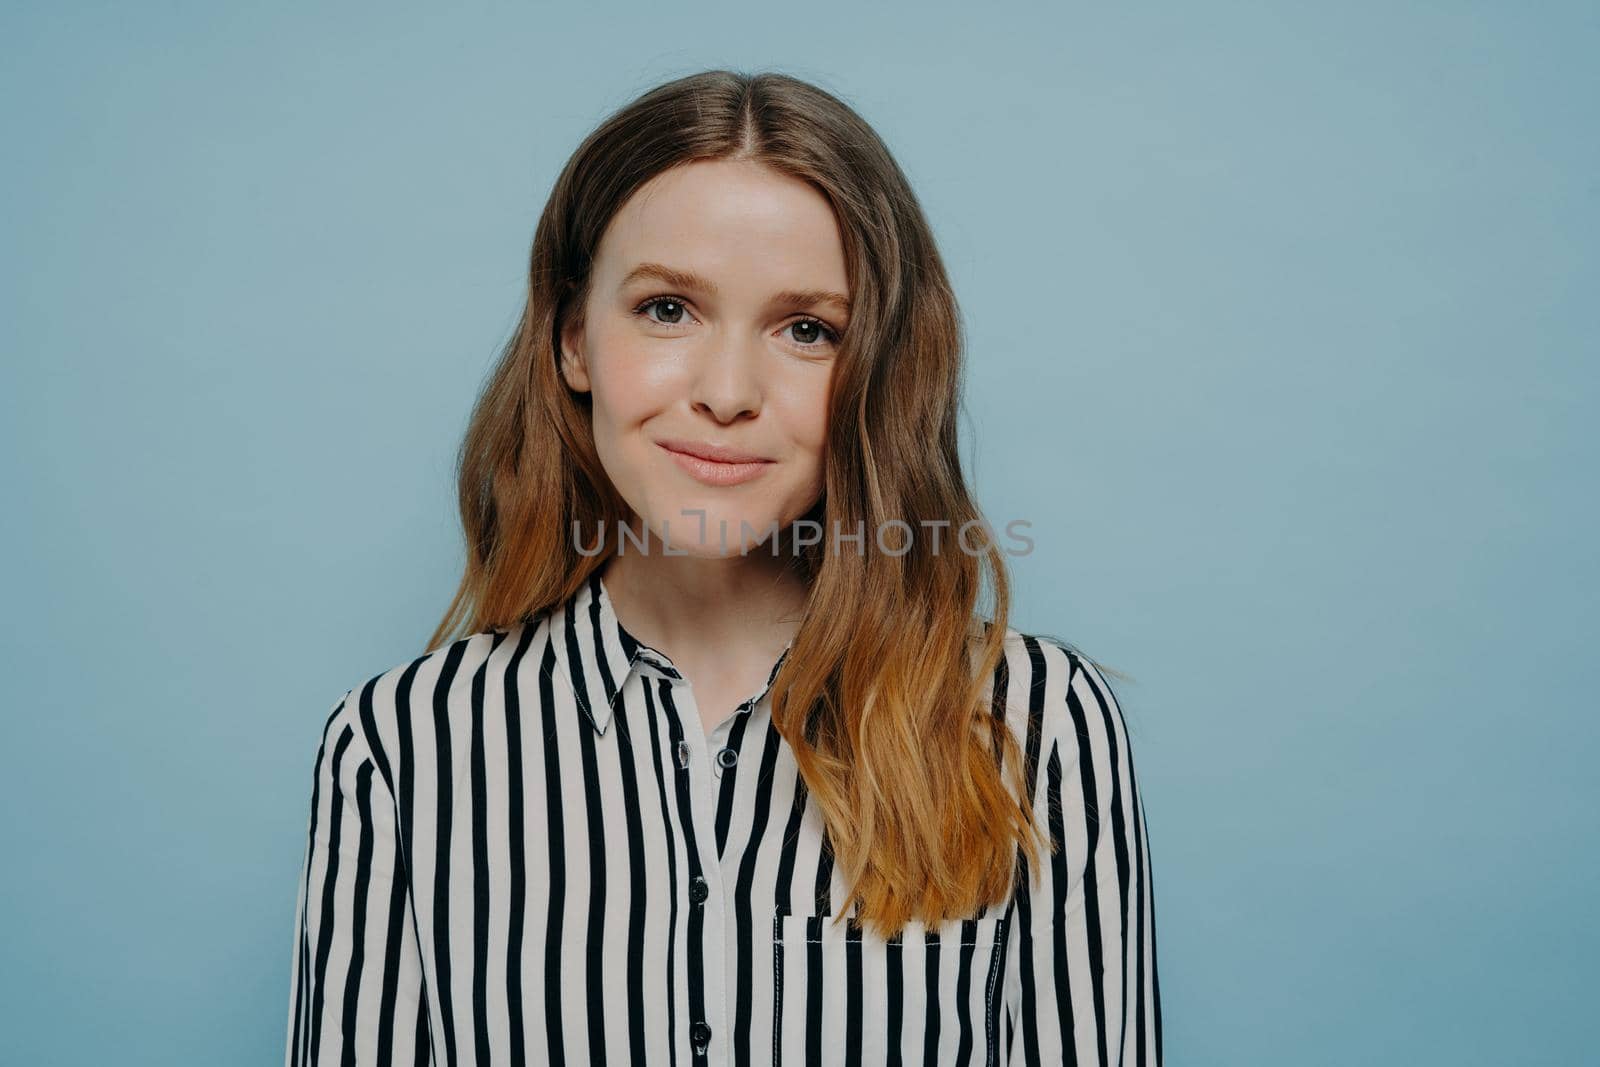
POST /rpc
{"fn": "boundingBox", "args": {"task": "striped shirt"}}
[285,570,1162,1065]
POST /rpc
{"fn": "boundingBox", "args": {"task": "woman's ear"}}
[558,315,591,393]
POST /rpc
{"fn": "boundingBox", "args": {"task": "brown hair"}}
[427,69,1053,938]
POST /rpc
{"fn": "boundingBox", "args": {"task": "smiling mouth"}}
[657,442,774,487]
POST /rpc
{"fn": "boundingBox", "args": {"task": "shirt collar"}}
[549,569,793,736]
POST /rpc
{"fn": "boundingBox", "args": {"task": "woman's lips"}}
[658,442,774,486]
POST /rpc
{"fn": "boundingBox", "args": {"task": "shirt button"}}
[715,746,738,768]
[689,875,709,904]
[691,1019,712,1052]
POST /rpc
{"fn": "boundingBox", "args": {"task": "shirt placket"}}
[642,653,729,1066]
[707,698,762,1066]
[645,648,779,1067]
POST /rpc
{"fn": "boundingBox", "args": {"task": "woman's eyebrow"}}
[621,261,717,295]
[620,261,851,316]
[775,286,852,316]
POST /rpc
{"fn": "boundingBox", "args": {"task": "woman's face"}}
[561,158,848,557]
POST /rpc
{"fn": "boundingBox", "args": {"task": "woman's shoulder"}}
[987,623,1139,766]
[311,618,546,777]
[979,623,1153,845]
[988,621,1102,702]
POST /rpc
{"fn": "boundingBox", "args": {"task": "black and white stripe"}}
[285,570,1161,1064]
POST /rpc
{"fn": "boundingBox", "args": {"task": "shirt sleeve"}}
[1006,644,1163,1065]
[285,690,432,1065]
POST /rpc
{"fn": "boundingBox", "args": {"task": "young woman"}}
[286,70,1161,1066]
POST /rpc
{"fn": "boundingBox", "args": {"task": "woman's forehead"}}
[595,161,849,297]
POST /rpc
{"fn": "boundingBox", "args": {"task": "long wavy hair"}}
[427,69,1066,937]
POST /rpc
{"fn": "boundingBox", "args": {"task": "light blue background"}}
[3,2,1595,1064]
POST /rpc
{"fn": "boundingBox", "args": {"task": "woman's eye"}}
[636,297,837,348]
[641,297,688,325]
[786,319,839,347]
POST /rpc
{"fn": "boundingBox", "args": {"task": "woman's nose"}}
[689,334,763,423]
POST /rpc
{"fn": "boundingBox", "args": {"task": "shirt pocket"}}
[771,908,1009,1067]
